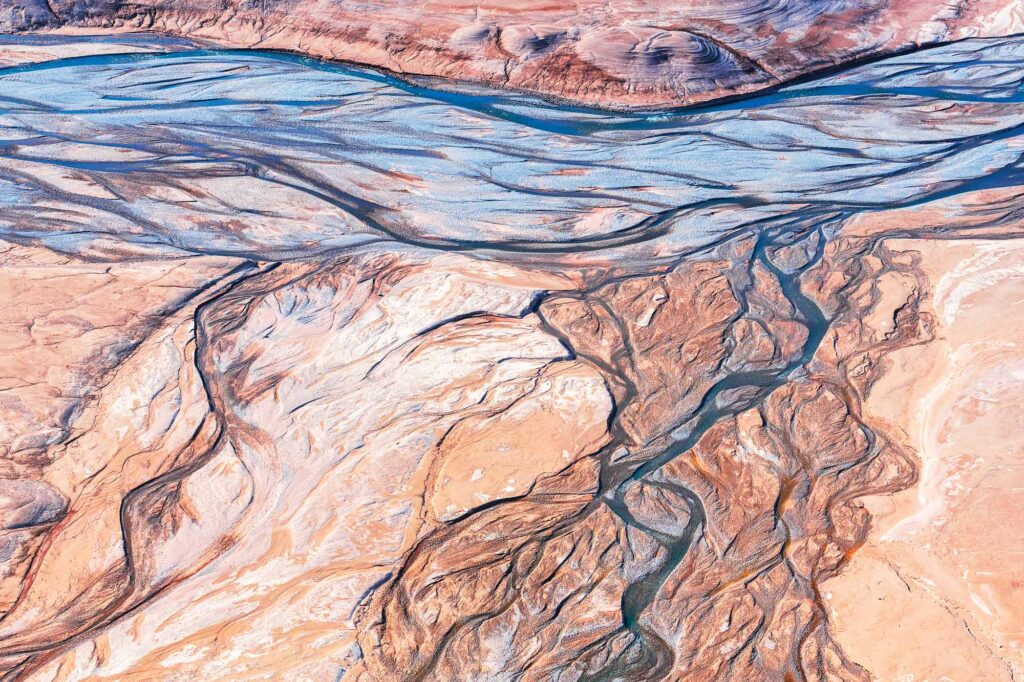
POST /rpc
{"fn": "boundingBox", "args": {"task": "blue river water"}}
[0,32,1022,681]
[0,35,1022,262]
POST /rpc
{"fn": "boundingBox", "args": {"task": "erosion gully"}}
[2,32,1024,681]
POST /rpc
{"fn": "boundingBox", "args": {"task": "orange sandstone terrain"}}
[827,236,1024,681]
[0,15,1023,682]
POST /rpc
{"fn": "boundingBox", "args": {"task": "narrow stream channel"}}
[1,32,1023,681]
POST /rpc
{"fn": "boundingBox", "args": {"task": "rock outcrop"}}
[0,29,1023,682]
[3,0,1024,107]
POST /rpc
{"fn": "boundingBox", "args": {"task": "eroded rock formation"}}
[4,0,1024,107]
[0,27,1022,682]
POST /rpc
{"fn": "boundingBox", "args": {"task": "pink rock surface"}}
[2,0,1022,107]
[1,28,1023,682]
[826,235,1024,681]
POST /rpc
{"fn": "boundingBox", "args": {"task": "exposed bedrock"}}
[0,34,1023,682]
[4,0,1024,107]
[0,226,969,680]
[352,229,939,681]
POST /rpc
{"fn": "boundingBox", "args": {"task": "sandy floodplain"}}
[827,238,1024,681]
